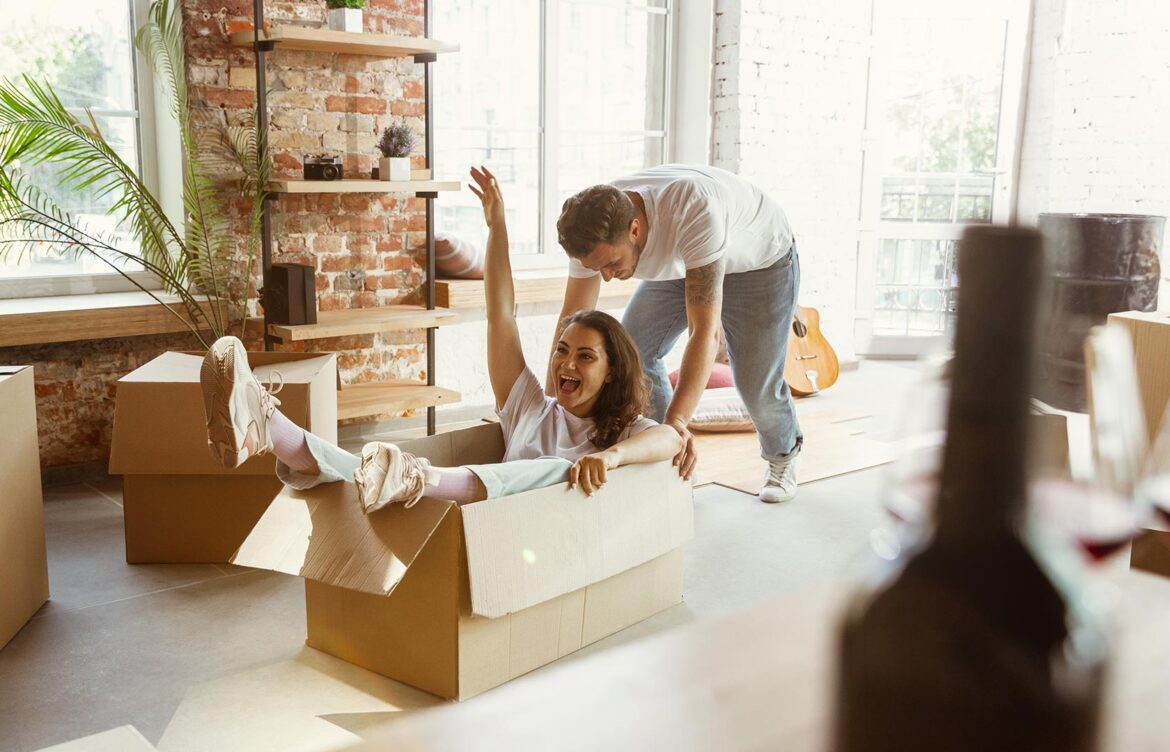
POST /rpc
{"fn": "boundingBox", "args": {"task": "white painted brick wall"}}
[1018,0,1170,305]
[713,0,871,358]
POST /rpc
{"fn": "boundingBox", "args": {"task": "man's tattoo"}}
[685,260,725,308]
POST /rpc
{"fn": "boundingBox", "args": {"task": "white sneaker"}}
[759,455,798,503]
[201,336,282,469]
[354,441,432,513]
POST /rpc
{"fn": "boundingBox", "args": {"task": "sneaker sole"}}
[201,338,252,469]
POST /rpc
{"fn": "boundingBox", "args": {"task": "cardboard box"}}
[109,351,337,563]
[0,366,49,650]
[233,422,694,700]
[35,725,156,751]
[1106,311,1170,444]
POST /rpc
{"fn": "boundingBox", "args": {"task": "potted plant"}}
[377,121,416,182]
[0,0,268,348]
[326,0,365,33]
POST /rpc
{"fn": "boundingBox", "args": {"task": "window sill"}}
[436,274,640,310]
[0,291,225,348]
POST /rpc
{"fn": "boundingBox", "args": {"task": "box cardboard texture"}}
[0,366,49,649]
[1107,311,1170,443]
[232,422,694,700]
[109,351,337,563]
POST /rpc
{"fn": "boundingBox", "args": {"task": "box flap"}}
[35,725,157,751]
[109,351,336,476]
[460,461,694,618]
[231,480,453,596]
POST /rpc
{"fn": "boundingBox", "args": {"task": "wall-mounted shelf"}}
[246,305,458,343]
[337,381,461,421]
[436,275,640,309]
[230,27,458,59]
[268,178,461,195]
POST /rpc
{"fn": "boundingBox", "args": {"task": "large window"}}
[434,0,671,265]
[0,0,156,297]
[854,0,1029,356]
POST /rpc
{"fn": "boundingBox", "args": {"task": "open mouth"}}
[558,375,581,395]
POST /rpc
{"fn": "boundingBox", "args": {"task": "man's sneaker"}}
[759,455,798,503]
[201,336,282,469]
[354,441,433,513]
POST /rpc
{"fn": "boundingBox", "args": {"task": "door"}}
[854,0,1031,357]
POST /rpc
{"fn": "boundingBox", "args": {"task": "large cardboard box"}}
[233,423,694,700]
[109,351,337,563]
[35,725,156,751]
[1106,311,1170,443]
[0,366,49,650]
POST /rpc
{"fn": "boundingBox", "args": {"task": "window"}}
[854,0,1029,356]
[0,0,158,298]
[433,0,671,265]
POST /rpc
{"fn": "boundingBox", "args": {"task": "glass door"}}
[854,0,1031,357]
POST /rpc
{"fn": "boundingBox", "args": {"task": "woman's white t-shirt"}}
[568,163,794,282]
[497,367,658,463]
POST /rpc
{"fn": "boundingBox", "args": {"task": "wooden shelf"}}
[0,292,226,348]
[247,305,458,343]
[268,178,460,194]
[230,26,458,58]
[436,274,641,309]
[337,381,460,421]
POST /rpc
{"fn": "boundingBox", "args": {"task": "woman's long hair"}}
[558,310,651,449]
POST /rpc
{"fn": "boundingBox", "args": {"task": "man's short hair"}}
[556,185,636,258]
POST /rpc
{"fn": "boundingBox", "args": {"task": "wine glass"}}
[1030,325,1148,563]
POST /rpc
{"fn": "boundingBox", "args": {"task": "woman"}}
[200,166,682,512]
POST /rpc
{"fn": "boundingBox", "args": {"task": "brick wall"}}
[1,0,432,474]
[1018,0,1170,306]
[712,0,871,358]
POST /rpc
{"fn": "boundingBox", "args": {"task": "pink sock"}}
[268,410,318,472]
[424,467,483,503]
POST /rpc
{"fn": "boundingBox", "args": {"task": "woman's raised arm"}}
[469,166,527,409]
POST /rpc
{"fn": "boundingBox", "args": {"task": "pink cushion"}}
[668,362,735,390]
[435,231,485,279]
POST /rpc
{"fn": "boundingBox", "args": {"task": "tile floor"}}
[0,363,917,752]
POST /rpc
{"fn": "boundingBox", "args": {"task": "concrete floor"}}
[0,363,916,752]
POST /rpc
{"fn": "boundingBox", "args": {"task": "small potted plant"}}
[326,0,365,33]
[377,121,416,182]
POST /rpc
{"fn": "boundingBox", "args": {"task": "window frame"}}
[0,0,165,301]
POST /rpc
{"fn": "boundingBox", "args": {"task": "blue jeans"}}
[621,246,803,462]
[276,431,572,499]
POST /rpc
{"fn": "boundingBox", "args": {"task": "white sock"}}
[268,409,318,472]
[423,466,482,502]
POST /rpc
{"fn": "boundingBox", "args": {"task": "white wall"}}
[1018,0,1170,308]
[712,0,872,359]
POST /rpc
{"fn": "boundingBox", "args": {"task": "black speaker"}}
[264,263,318,325]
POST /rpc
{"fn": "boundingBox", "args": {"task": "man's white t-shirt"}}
[568,164,794,282]
[497,367,657,463]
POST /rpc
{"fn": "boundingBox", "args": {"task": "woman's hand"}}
[569,449,621,496]
[468,165,505,229]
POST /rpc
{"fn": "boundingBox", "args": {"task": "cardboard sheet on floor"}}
[35,725,156,751]
[109,351,337,563]
[232,422,694,700]
[0,365,48,650]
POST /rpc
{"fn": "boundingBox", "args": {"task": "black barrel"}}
[1037,212,1165,411]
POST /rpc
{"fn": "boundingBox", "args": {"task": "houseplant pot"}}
[326,0,364,33]
[377,121,417,182]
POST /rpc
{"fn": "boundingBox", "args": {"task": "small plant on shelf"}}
[377,122,416,182]
[326,0,365,33]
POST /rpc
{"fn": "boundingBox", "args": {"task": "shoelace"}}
[766,459,796,485]
[257,370,284,413]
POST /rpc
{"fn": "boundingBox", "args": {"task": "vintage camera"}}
[303,154,343,181]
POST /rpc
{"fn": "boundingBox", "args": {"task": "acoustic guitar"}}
[785,305,840,396]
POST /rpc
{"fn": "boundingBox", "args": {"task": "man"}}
[554,164,803,503]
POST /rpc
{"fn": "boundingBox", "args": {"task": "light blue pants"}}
[276,430,572,499]
[621,246,803,462]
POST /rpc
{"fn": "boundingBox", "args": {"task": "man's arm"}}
[545,273,602,394]
[664,258,726,478]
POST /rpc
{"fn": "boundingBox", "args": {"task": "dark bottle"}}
[834,226,1106,752]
